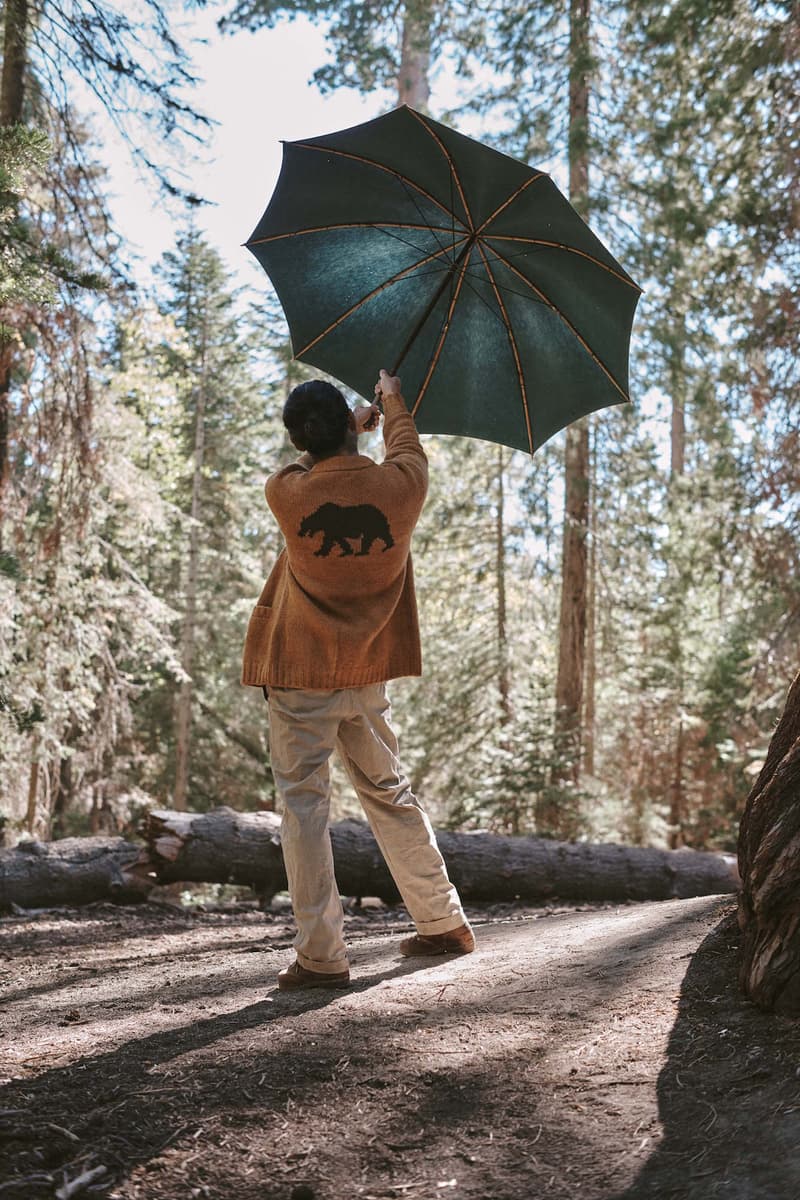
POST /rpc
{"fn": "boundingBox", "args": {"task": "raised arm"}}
[374,369,428,502]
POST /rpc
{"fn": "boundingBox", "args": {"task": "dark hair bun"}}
[283,381,349,457]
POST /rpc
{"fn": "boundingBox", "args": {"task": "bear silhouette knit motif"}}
[298,502,395,558]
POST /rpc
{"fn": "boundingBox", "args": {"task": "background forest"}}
[0,0,796,854]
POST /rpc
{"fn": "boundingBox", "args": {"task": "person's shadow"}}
[612,913,800,1199]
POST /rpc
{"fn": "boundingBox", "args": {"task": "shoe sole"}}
[399,943,475,957]
[278,977,351,991]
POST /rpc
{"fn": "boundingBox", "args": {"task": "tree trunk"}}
[144,807,738,904]
[25,754,39,835]
[0,0,27,126]
[584,422,597,776]
[51,754,74,839]
[0,837,152,910]
[553,0,592,788]
[0,811,740,909]
[738,669,800,1013]
[496,447,511,727]
[496,448,518,832]
[397,0,434,110]
[554,422,590,784]
[670,381,685,476]
[567,0,591,218]
[669,289,687,479]
[174,338,208,808]
[630,708,650,845]
[668,713,685,849]
[666,323,686,845]
[0,341,12,516]
[0,0,29,506]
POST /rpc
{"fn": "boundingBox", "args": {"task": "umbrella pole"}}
[390,237,474,377]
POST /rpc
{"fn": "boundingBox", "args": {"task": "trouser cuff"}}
[297,950,350,974]
[414,911,468,936]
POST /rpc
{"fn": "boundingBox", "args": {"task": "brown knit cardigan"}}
[241,393,428,689]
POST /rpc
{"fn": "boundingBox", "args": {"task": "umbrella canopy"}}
[246,106,641,454]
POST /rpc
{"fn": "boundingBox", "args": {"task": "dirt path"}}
[2,896,799,1199]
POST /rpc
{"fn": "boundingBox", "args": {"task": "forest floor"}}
[2,894,799,1200]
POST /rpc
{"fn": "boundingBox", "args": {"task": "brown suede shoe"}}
[399,922,475,957]
[277,961,351,991]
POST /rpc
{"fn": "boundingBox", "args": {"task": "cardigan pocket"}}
[243,604,274,679]
[242,604,273,662]
[246,604,273,643]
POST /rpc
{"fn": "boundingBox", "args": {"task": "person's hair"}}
[282,380,350,457]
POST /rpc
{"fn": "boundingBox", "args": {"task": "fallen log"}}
[0,836,152,911]
[0,809,739,911]
[145,807,739,904]
[738,668,800,1013]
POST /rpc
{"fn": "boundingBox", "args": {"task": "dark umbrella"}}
[246,106,641,454]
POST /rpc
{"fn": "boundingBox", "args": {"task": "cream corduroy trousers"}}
[268,683,467,974]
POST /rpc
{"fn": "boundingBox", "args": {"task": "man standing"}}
[242,369,474,990]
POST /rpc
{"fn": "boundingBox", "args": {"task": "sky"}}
[101,10,388,289]
[99,9,512,285]
[89,4,669,465]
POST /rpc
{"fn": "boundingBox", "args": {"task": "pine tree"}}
[0,292,183,836]
[609,0,799,846]
[153,231,281,811]
[0,0,209,503]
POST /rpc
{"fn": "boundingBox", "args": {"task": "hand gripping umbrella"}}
[246,106,641,454]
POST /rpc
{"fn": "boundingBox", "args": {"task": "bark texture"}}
[553,419,589,786]
[584,426,597,776]
[143,807,737,904]
[738,670,800,1012]
[0,810,740,909]
[0,0,28,126]
[0,0,29,503]
[667,320,686,848]
[397,0,434,110]
[0,837,151,910]
[553,0,592,790]
[174,365,207,809]
[496,448,511,726]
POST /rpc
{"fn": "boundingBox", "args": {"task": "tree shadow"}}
[611,913,800,1199]
[1,929,295,1009]
[0,951,458,1194]
[8,902,794,1199]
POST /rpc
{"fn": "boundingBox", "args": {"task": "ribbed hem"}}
[241,660,422,689]
[414,912,469,936]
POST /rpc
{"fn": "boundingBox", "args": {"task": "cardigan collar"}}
[310,454,375,473]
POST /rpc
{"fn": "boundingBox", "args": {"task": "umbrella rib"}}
[250,220,461,268]
[291,141,467,230]
[412,253,471,418]
[486,243,631,402]
[293,236,469,360]
[476,242,533,455]
[406,108,474,231]
[247,222,459,246]
[476,174,547,235]
[485,235,641,290]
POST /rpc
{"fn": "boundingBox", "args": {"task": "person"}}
[242,369,474,990]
